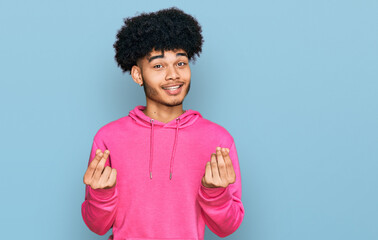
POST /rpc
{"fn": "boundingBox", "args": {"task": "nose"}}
[165,65,180,80]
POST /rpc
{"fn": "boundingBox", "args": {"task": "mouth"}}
[162,84,184,95]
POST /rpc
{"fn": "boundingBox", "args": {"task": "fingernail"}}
[216,147,221,151]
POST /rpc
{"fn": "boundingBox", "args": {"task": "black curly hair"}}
[113,7,204,73]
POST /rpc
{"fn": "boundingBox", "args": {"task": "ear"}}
[131,65,143,86]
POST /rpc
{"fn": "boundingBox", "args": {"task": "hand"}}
[83,149,117,189]
[201,146,236,188]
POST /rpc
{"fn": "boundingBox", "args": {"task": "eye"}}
[177,62,187,67]
[153,64,163,69]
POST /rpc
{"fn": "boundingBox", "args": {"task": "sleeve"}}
[81,136,118,236]
[197,140,245,237]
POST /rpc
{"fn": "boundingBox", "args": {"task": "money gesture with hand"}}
[83,149,117,189]
[201,147,236,188]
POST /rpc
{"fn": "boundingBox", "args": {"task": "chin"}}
[163,97,185,107]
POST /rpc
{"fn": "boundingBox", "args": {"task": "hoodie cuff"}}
[88,185,117,201]
[199,184,232,205]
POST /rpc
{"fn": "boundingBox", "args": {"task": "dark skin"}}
[131,49,191,123]
[83,49,236,189]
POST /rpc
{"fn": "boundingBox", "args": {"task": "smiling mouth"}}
[162,84,183,90]
[162,84,184,95]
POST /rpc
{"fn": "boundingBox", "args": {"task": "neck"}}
[142,103,185,123]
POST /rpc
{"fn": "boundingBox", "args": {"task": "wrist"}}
[200,184,227,198]
[88,184,117,200]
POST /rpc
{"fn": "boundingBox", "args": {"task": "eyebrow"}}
[148,52,188,63]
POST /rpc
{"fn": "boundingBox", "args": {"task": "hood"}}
[128,105,202,180]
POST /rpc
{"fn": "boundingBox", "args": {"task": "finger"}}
[102,149,110,162]
[92,149,110,182]
[222,148,236,182]
[106,168,117,188]
[216,147,227,180]
[210,153,220,180]
[99,166,112,187]
[201,176,206,187]
[88,150,103,170]
[203,162,212,187]
[83,150,103,184]
[205,161,212,177]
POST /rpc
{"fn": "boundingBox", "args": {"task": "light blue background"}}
[1,0,377,239]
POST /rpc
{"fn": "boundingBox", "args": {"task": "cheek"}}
[143,71,164,85]
[182,68,191,80]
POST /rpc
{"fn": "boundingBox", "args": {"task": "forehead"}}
[146,49,188,59]
[137,49,188,66]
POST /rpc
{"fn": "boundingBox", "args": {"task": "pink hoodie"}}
[81,105,244,240]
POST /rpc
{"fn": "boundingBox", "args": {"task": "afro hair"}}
[113,7,204,73]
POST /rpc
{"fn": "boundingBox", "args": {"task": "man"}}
[81,7,244,240]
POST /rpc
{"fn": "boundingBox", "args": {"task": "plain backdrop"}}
[1,0,377,239]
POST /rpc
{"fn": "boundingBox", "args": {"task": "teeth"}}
[163,85,181,90]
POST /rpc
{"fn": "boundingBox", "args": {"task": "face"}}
[132,49,191,108]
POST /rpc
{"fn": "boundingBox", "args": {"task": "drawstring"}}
[148,117,180,180]
[169,117,180,180]
[149,119,154,179]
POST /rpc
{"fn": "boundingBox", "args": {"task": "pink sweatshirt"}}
[81,105,244,240]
